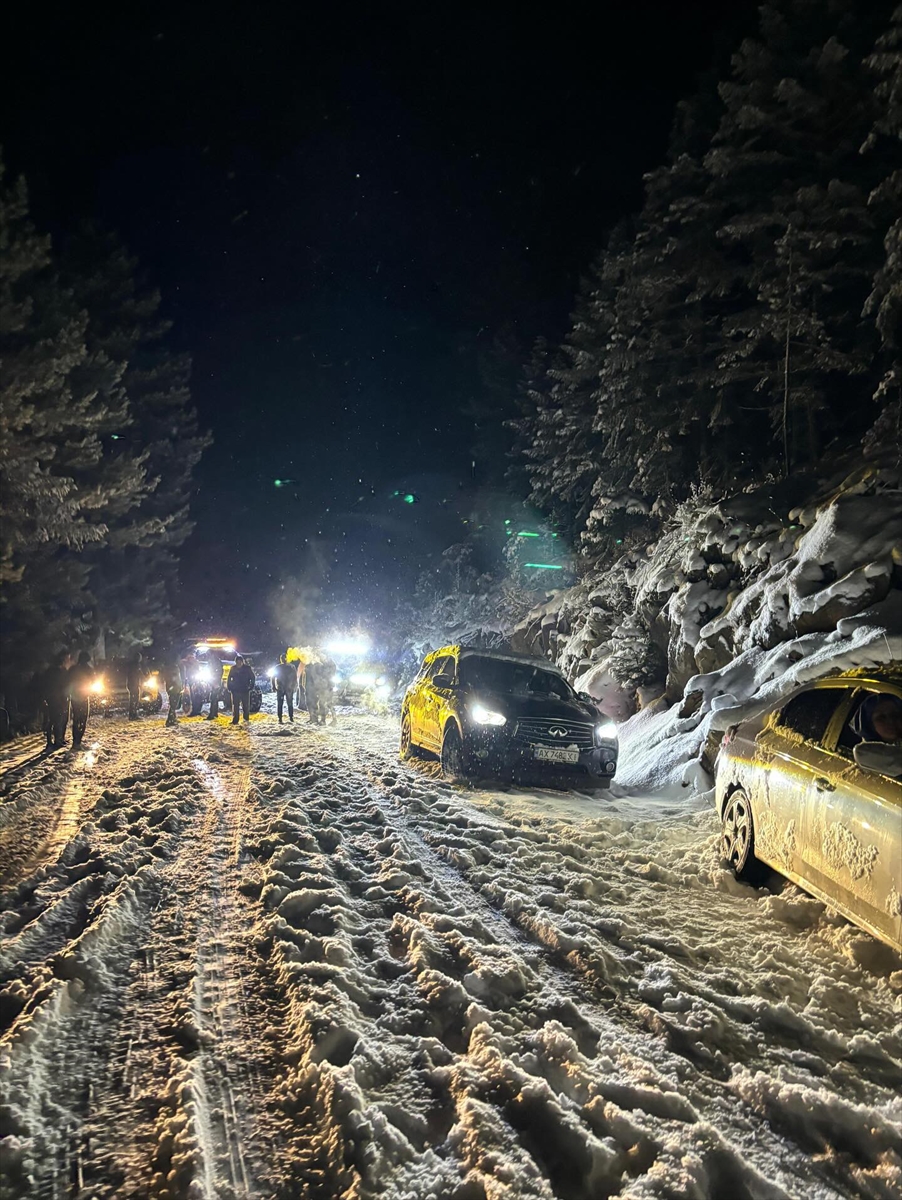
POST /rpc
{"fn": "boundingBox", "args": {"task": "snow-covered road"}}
[0,709,899,1199]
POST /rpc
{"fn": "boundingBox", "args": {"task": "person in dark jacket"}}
[126,650,144,720]
[227,655,255,725]
[274,654,297,724]
[206,649,224,719]
[67,651,95,748]
[41,651,72,749]
[160,656,183,726]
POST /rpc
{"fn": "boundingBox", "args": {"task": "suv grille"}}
[513,717,594,749]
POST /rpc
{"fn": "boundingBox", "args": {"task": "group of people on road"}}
[32,645,339,752]
[270,655,335,726]
[35,648,159,750]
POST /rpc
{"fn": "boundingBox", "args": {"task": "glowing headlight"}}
[195,666,212,683]
[595,721,618,743]
[90,678,105,695]
[196,643,210,653]
[143,676,157,689]
[350,672,377,686]
[471,703,506,727]
[375,683,391,699]
[268,666,277,675]
[332,674,340,684]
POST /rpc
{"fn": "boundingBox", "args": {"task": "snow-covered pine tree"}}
[704,0,889,475]
[0,161,122,684]
[0,161,108,589]
[861,4,902,451]
[59,227,210,653]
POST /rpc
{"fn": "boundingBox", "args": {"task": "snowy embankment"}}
[2,710,898,1198]
[517,463,902,792]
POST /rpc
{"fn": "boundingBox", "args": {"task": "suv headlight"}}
[471,703,506,726]
[595,721,618,745]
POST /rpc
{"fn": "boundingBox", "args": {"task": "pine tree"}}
[862,4,902,448]
[0,161,108,589]
[59,228,210,652]
[0,164,208,692]
[704,0,888,474]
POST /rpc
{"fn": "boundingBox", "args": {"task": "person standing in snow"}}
[40,650,72,749]
[319,657,336,724]
[305,661,321,723]
[125,650,144,720]
[227,654,255,725]
[159,655,183,727]
[67,651,95,748]
[206,647,224,720]
[294,657,307,712]
[273,654,297,724]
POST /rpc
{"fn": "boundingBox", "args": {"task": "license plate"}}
[533,746,579,764]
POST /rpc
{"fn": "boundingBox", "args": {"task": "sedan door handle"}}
[815,778,835,792]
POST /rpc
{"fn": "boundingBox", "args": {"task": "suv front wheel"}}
[400,711,416,760]
[441,723,471,783]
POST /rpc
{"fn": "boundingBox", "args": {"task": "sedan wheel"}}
[721,787,766,883]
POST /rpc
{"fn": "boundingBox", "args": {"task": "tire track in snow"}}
[0,723,165,891]
[0,730,288,1199]
[249,729,821,1200]
[279,720,898,1200]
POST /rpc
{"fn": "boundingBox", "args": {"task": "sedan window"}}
[776,689,846,745]
[837,690,902,760]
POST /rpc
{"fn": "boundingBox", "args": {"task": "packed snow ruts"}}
[1,712,900,1199]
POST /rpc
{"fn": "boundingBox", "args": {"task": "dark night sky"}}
[2,1,758,646]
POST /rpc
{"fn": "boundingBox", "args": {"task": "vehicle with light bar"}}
[181,638,263,715]
[400,645,617,786]
[714,667,902,952]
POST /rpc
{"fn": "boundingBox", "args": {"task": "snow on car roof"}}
[429,645,566,676]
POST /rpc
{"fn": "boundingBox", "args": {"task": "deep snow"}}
[0,705,899,1199]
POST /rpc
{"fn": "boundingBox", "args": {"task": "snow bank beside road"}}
[616,600,902,793]
[519,463,902,794]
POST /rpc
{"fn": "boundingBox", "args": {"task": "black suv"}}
[401,645,618,785]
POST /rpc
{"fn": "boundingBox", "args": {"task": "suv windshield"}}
[460,656,572,700]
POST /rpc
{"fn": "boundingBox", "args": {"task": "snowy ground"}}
[0,704,899,1199]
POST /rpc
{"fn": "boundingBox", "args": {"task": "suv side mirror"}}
[432,673,455,689]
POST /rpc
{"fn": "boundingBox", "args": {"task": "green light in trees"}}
[516,530,540,538]
[274,479,284,487]
[523,563,564,570]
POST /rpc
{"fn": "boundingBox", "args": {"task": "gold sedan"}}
[714,668,902,951]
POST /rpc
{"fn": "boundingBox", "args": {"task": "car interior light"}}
[471,703,506,726]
